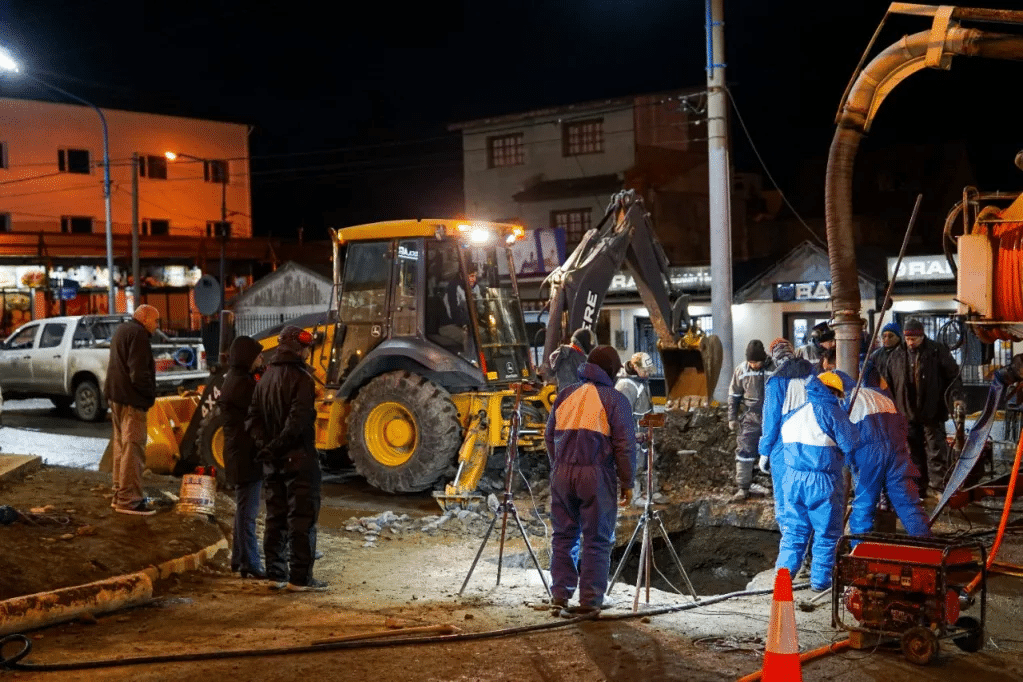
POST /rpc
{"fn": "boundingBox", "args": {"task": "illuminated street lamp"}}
[0,47,116,313]
[165,151,230,364]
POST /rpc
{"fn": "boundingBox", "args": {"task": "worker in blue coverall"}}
[758,338,816,523]
[774,371,860,592]
[545,345,636,617]
[841,369,932,539]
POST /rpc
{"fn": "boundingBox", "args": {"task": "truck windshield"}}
[466,246,534,384]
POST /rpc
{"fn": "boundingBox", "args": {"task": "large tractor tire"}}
[195,408,229,486]
[348,371,461,493]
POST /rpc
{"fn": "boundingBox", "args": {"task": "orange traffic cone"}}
[762,568,802,681]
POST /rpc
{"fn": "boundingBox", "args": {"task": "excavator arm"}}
[539,190,722,403]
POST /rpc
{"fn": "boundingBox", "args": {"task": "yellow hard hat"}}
[817,371,845,397]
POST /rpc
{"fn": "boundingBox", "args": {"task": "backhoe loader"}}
[132,219,552,509]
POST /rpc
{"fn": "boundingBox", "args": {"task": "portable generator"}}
[832,534,987,665]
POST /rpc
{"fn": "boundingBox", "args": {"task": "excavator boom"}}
[540,190,722,403]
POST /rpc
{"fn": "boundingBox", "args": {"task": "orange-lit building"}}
[0,97,279,337]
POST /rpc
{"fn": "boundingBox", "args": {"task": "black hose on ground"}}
[0,583,802,672]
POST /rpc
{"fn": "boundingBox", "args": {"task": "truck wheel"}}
[348,371,461,493]
[73,379,107,422]
[195,409,229,486]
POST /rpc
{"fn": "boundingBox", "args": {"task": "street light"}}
[165,151,229,365]
[0,47,116,313]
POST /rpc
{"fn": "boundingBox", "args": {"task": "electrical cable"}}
[723,84,826,248]
[0,582,789,672]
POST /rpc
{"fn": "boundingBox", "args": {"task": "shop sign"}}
[49,278,81,301]
[774,281,832,302]
[887,255,955,281]
[607,266,712,294]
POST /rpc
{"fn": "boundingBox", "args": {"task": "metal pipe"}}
[826,20,1023,377]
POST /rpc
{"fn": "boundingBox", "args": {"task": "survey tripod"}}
[609,412,699,611]
[459,381,552,598]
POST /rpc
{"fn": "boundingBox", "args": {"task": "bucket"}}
[176,474,216,516]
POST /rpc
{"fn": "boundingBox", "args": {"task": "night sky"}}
[2,1,1023,241]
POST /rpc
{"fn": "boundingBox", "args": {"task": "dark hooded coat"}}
[217,336,264,485]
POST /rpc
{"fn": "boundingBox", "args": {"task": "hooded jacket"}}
[780,376,859,474]
[549,343,587,391]
[545,362,636,491]
[246,346,317,463]
[217,336,264,485]
[758,357,815,459]
[104,318,156,410]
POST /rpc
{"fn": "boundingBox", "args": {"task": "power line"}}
[724,85,826,248]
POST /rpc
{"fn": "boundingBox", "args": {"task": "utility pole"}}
[706,0,734,403]
[131,153,140,308]
[218,169,228,366]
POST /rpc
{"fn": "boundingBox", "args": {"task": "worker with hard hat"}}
[774,370,859,594]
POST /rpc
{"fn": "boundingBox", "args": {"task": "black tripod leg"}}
[608,514,645,594]
[496,502,512,587]
[508,504,552,598]
[653,512,699,601]
[459,510,500,596]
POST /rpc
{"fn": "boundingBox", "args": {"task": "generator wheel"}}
[348,371,461,493]
[952,616,984,653]
[901,626,939,665]
[195,408,229,486]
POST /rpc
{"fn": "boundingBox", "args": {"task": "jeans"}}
[232,479,264,574]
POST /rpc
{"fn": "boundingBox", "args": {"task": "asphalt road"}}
[0,397,440,518]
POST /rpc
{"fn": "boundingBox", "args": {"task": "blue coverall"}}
[775,376,860,591]
[759,357,816,524]
[845,385,932,538]
[545,361,636,608]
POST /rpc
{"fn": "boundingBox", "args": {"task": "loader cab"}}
[326,221,535,394]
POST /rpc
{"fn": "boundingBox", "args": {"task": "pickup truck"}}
[0,315,208,421]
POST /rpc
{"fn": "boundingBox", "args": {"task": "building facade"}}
[0,97,275,337]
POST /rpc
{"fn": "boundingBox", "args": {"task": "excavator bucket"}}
[661,335,724,408]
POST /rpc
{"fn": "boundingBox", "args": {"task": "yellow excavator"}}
[539,190,723,406]
[128,218,552,509]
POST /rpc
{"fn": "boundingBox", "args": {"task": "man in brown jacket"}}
[104,305,160,515]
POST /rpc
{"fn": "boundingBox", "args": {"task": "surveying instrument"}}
[459,381,552,598]
[609,411,699,610]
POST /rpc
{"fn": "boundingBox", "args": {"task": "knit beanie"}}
[746,339,767,362]
[769,337,794,363]
[587,345,622,380]
[571,327,597,355]
[903,319,924,338]
[277,325,314,353]
[881,322,902,338]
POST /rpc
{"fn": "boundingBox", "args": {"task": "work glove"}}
[728,420,737,432]
[619,486,633,508]
[758,455,771,474]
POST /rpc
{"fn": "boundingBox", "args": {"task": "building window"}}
[562,119,604,156]
[487,133,524,168]
[206,221,231,238]
[551,208,592,246]
[61,216,93,234]
[0,213,10,232]
[204,160,229,184]
[138,155,168,179]
[58,149,91,174]
[143,219,170,236]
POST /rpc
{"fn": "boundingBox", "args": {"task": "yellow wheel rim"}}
[212,426,225,469]
[365,401,418,466]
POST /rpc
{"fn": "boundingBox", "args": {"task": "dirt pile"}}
[653,406,742,496]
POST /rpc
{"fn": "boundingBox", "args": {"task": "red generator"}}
[832,534,987,665]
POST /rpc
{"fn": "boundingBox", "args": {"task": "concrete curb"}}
[0,454,43,482]
[0,536,228,636]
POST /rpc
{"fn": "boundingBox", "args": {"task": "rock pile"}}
[653,406,743,497]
